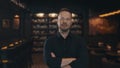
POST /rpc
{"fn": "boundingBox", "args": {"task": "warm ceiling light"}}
[48,13,58,18]
[15,42,19,45]
[9,43,14,47]
[1,46,8,50]
[14,15,19,18]
[36,13,45,18]
[72,13,77,17]
[99,10,120,17]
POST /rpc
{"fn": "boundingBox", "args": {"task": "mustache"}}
[61,23,67,25]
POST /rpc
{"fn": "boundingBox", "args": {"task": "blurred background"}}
[0,0,120,68]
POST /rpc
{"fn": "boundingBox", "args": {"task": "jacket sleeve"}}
[69,38,89,68]
[43,39,61,68]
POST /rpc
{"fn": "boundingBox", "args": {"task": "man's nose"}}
[62,19,67,23]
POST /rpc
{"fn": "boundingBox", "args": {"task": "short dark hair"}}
[59,8,72,14]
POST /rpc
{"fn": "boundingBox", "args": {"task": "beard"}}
[61,29,69,32]
[58,23,72,33]
[59,27,70,33]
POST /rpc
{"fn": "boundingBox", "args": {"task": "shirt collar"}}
[57,32,72,40]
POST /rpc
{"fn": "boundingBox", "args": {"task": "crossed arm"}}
[44,39,89,68]
[44,50,88,68]
[51,52,76,68]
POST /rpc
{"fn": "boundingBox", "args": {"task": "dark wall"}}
[0,0,31,41]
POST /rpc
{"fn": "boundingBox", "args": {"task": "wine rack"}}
[31,13,83,52]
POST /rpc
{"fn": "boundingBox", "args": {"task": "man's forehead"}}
[59,11,71,15]
[59,11,72,18]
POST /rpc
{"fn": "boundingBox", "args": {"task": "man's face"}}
[57,11,72,32]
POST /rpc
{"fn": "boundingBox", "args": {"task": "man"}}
[44,8,89,68]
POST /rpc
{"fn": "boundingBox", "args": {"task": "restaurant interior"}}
[0,0,120,68]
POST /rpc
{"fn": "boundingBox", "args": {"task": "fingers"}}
[61,58,76,67]
[51,52,56,58]
[62,65,71,68]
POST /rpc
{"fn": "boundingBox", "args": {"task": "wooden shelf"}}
[31,13,83,52]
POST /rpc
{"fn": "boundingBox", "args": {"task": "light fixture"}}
[48,13,58,18]
[99,10,120,17]
[36,13,45,18]
[11,0,25,8]
[72,13,77,17]
[14,14,19,18]
[1,46,8,50]
[9,43,14,47]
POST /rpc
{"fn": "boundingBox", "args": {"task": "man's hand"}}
[50,52,76,68]
[51,52,56,58]
[62,65,71,68]
[61,58,76,67]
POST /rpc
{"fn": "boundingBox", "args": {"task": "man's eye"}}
[60,18,71,20]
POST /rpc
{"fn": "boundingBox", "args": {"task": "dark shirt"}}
[43,32,89,68]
